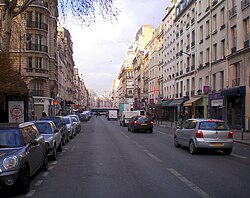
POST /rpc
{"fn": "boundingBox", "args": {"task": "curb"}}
[234,140,250,146]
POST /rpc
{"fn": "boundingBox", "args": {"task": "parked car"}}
[0,122,48,193]
[69,114,81,133]
[128,115,154,133]
[63,116,76,139]
[79,111,91,121]
[40,116,69,144]
[33,121,62,160]
[174,118,234,155]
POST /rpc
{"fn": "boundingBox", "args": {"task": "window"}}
[206,20,210,38]
[213,43,217,62]
[35,34,42,50]
[27,11,32,24]
[231,26,237,48]
[28,57,32,68]
[221,39,226,58]
[199,78,202,90]
[220,7,225,27]
[212,14,217,32]
[243,18,250,41]
[35,12,42,28]
[199,51,203,66]
[205,76,209,86]
[199,25,203,42]
[220,71,224,90]
[36,57,42,69]
[206,48,210,63]
[26,34,32,49]
[213,73,216,91]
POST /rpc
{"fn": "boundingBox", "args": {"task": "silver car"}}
[69,115,81,133]
[34,121,63,160]
[63,116,76,139]
[174,118,233,155]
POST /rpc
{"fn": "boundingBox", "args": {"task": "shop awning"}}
[161,100,173,107]
[221,86,245,97]
[168,98,185,107]
[183,97,202,107]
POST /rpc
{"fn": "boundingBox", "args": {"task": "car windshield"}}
[35,123,53,134]
[198,121,230,130]
[63,117,70,124]
[41,117,62,128]
[0,128,23,147]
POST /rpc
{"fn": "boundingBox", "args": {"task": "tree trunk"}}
[1,6,14,54]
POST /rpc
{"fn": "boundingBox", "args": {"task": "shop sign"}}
[8,101,24,123]
[211,99,223,107]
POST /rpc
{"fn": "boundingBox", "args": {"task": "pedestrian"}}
[42,111,47,117]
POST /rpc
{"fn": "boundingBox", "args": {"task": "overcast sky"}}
[65,0,172,95]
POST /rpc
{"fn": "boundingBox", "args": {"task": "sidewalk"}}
[155,120,250,146]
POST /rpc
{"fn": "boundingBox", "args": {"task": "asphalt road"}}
[4,115,250,198]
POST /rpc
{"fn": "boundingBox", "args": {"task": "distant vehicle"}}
[79,111,92,121]
[174,118,234,155]
[133,110,146,116]
[107,110,118,120]
[128,115,154,133]
[34,120,63,160]
[0,122,48,193]
[63,116,76,139]
[40,116,69,144]
[69,114,81,133]
[119,103,131,117]
[120,111,138,127]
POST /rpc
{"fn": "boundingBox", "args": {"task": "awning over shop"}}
[221,86,245,97]
[161,100,173,107]
[168,98,185,107]
[183,97,202,107]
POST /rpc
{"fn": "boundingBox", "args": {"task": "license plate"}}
[141,123,148,126]
[210,142,224,147]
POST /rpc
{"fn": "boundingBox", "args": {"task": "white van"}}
[107,110,118,120]
[120,111,138,126]
[133,110,146,116]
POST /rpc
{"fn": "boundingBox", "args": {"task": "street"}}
[4,116,250,198]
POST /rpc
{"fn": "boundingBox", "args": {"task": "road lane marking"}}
[133,141,143,148]
[48,166,54,170]
[143,149,162,163]
[167,168,210,198]
[231,153,248,159]
[156,131,166,135]
[26,190,36,197]
[42,172,49,177]
[35,180,43,186]
[52,161,58,165]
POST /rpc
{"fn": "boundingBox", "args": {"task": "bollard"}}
[241,128,244,140]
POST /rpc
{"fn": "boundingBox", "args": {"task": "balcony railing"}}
[26,21,48,31]
[241,0,250,10]
[32,90,45,97]
[26,43,48,53]
[25,67,49,74]
[30,1,49,8]
[232,78,240,87]
[229,6,237,18]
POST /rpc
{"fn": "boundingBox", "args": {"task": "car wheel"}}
[174,135,181,148]
[57,141,63,152]
[66,134,70,142]
[18,164,30,194]
[41,153,48,171]
[51,146,57,161]
[223,148,232,155]
[128,127,130,131]
[189,140,198,154]
[131,127,135,133]
[149,128,153,133]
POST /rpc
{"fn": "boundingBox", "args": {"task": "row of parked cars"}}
[0,114,83,194]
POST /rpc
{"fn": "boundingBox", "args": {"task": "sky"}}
[65,0,172,95]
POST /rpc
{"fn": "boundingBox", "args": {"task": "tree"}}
[0,0,119,54]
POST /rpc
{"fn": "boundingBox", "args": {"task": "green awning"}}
[161,100,173,107]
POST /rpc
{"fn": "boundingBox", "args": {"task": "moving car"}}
[34,121,63,160]
[40,116,69,144]
[0,122,48,193]
[128,115,154,133]
[174,118,234,155]
[120,111,138,127]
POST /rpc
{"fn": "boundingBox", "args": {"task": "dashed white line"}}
[231,153,248,159]
[48,166,54,170]
[35,180,43,186]
[26,190,36,197]
[52,161,58,165]
[143,149,162,163]
[167,168,210,198]
[133,141,143,148]
[42,172,49,177]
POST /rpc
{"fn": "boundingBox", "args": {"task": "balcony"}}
[25,67,49,74]
[241,0,250,10]
[231,46,237,54]
[26,21,48,31]
[30,1,49,9]
[32,90,45,97]
[229,6,237,18]
[244,39,250,48]
[232,78,240,87]
[26,43,48,53]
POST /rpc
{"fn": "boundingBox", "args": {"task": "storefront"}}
[221,86,245,130]
[160,99,173,121]
[208,93,225,120]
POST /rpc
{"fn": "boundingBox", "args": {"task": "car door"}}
[178,120,192,145]
[21,125,43,174]
[51,122,61,148]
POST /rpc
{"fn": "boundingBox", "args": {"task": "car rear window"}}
[63,117,70,124]
[35,123,53,134]
[137,116,151,123]
[198,121,230,130]
[0,128,23,147]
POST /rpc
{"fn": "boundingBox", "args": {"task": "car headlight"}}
[3,155,18,170]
